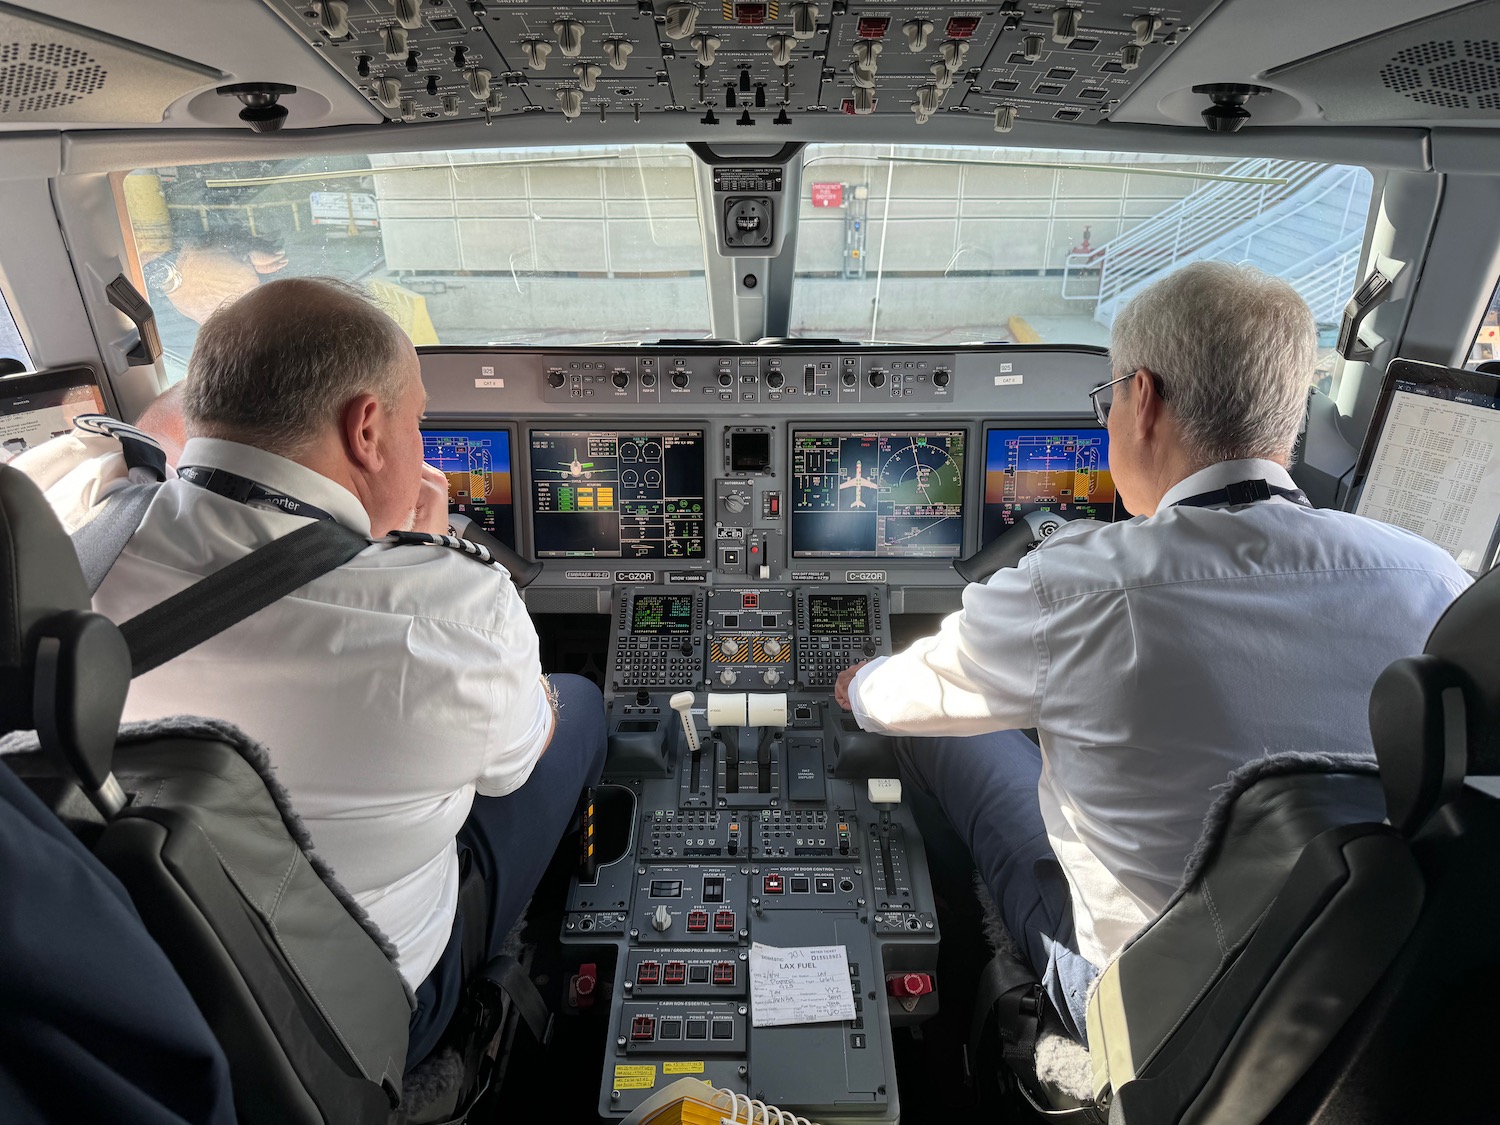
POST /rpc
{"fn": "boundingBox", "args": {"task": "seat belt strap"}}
[119,520,370,677]
[473,954,553,1046]
[968,951,1045,1074]
[70,483,161,594]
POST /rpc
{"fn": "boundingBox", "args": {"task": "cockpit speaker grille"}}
[0,40,106,114]
[1380,39,1500,110]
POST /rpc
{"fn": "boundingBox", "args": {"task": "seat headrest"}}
[1424,566,1500,775]
[0,465,91,733]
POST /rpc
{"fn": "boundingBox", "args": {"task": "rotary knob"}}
[574,62,602,91]
[721,637,742,658]
[671,370,690,388]
[1022,33,1044,62]
[522,38,552,70]
[1120,43,1142,70]
[553,20,585,58]
[931,62,954,90]
[852,86,875,114]
[903,18,934,52]
[604,38,634,69]
[764,638,783,658]
[723,493,747,514]
[994,105,1018,133]
[664,3,699,40]
[940,39,969,72]
[319,0,349,38]
[556,88,583,120]
[373,77,402,109]
[382,25,409,60]
[719,667,738,686]
[393,0,423,29]
[466,67,492,100]
[766,33,795,67]
[1131,14,1162,45]
[546,370,566,388]
[1052,5,1081,45]
[853,40,882,69]
[763,669,781,686]
[850,63,876,89]
[691,33,722,68]
[790,2,818,40]
[652,904,672,932]
[916,84,939,113]
[441,94,460,117]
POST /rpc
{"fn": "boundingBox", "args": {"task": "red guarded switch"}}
[887,972,934,999]
[569,962,598,1009]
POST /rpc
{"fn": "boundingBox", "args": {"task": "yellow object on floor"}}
[621,1077,823,1125]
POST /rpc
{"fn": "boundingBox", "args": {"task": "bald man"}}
[91,278,607,1068]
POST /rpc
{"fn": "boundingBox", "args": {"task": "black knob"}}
[426,73,439,95]
[868,369,886,388]
[356,55,372,77]
[641,372,657,388]
[546,370,566,388]
[406,50,420,73]
[766,370,783,389]
[863,639,877,657]
[841,370,857,388]
[672,370,690,389]
[680,639,693,656]
[933,369,950,387]
[718,371,732,387]
[636,690,650,706]
[613,371,630,389]
[453,44,468,68]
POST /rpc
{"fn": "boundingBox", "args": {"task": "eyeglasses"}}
[1089,370,1166,426]
[1089,373,1135,426]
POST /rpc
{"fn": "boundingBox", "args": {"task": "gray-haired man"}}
[836,261,1470,1043]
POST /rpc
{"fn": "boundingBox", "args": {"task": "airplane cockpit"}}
[3,0,1500,1123]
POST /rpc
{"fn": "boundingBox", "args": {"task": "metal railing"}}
[1059,157,1367,325]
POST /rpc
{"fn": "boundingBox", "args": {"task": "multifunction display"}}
[790,430,966,558]
[806,594,871,636]
[530,430,707,559]
[982,427,1121,544]
[631,593,696,635]
[422,428,515,545]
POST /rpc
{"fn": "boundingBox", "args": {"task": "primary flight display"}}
[790,430,966,558]
[530,429,708,559]
[982,427,1120,543]
[422,427,516,546]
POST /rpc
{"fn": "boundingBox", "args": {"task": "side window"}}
[1466,275,1500,370]
[0,285,33,373]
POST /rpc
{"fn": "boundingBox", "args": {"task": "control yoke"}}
[449,512,544,588]
[952,510,1067,584]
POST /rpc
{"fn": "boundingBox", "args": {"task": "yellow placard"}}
[663,1061,705,1074]
[613,1064,657,1090]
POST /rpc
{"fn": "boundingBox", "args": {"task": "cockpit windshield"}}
[122,142,1372,381]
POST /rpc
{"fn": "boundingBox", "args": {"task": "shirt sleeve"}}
[847,558,1048,736]
[475,577,554,797]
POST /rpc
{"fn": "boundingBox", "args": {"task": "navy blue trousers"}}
[895,729,1098,1044]
[407,673,607,1067]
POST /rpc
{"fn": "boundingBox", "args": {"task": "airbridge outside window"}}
[0,285,31,373]
[121,145,711,381]
[1466,275,1500,370]
[789,144,1374,389]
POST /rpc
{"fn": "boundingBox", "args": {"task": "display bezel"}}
[420,420,519,549]
[787,426,970,560]
[978,420,1125,545]
[526,425,711,561]
[0,365,112,459]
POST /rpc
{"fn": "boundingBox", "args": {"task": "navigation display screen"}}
[631,593,696,634]
[530,430,707,559]
[1353,366,1500,575]
[982,427,1122,544]
[807,593,871,636]
[790,430,966,558]
[423,428,515,546]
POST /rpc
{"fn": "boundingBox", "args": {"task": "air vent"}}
[1379,39,1500,109]
[0,40,107,113]
[0,6,219,123]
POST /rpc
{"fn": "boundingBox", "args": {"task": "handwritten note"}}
[748,943,857,1027]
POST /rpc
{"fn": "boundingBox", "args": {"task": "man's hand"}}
[411,462,451,535]
[834,660,871,712]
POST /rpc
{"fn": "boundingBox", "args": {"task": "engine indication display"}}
[422,428,515,545]
[806,594,871,636]
[632,593,696,634]
[531,430,707,559]
[982,427,1122,543]
[790,430,966,558]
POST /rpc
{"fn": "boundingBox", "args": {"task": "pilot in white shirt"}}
[90,278,606,1068]
[837,262,1471,1044]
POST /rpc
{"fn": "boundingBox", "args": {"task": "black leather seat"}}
[1085,564,1500,1124]
[0,461,413,1123]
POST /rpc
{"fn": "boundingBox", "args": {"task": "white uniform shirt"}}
[92,437,553,988]
[11,430,147,531]
[849,459,1471,969]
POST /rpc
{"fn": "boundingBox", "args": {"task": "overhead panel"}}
[0,1,222,124]
[261,0,1217,131]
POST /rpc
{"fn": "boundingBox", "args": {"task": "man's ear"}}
[1133,367,1163,440]
[341,392,385,473]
